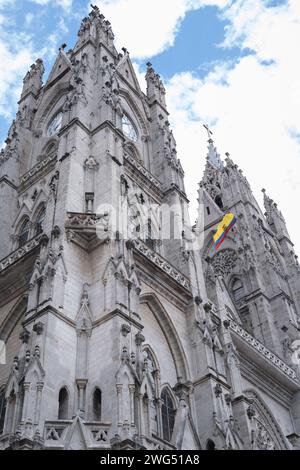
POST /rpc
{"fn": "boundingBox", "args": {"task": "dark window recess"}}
[35,208,45,235]
[206,207,211,216]
[206,439,216,450]
[85,192,94,213]
[215,195,223,209]
[19,219,30,247]
[161,389,175,442]
[93,388,102,421]
[232,278,245,302]
[0,389,6,434]
[58,387,69,420]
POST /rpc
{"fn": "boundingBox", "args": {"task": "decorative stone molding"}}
[229,319,297,380]
[44,420,111,449]
[131,239,191,291]
[124,152,162,200]
[0,235,42,273]
[19,153,57,189]
[66,212,109,232]
[211,249,238,277]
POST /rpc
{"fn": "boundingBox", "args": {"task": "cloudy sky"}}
[0,0,300,252]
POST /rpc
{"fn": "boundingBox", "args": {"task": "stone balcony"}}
[65,212,110,252]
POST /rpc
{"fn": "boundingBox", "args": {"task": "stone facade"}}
[0,6,300,450]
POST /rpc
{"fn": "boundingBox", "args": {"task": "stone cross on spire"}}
[203,124,223,170]
[203,124,213,141]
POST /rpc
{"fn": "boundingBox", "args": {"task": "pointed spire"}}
[262,188,284,221]
[203,124,223,170]
[145,62,166,107]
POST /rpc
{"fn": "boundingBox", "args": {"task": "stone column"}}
[34,382,44,425]
[21,382,31,422]
[129,385,135,427]
[116,384,123,426]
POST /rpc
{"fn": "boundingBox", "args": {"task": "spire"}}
[75,4,116,54]
[262,188,285,222]
[203,124,223,170]
[145,62,167,108]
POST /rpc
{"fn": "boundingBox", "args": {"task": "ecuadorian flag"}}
[213,212,237,251]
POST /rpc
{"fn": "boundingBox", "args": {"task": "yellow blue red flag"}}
[213,212,237,250]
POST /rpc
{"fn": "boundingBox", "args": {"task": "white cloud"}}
[29,0,73,10]
[162,0,300,253]
[0,30,37,120]
[94,0,230,59]
[25,12,35,26]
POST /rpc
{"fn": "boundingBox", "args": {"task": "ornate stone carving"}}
[229,319,297,380]
[211,249,238,277]
[132,239,191,291]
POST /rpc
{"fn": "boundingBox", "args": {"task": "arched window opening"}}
[215,195,223,209]
[0,389,6,434]
[35,207,46,236]
[6,389,16,433]
[161,389,175,442]
[58,387,69,420]
[18,219,30,247]
[122,115,138,142]
[206,439,216,450]
[232,278,245,302]
[92,388,102,421]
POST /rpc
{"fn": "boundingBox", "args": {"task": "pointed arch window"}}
[6,389,16,433]
[161,389,175,442]
[0,388,6,434]
[58,387,69,420]
[231,278,245,302]
[206,439,216,450]
[18,218,30,247]
[35,206,46,236]
[215,195,223,209]
[122,115,138,142]
[92,388,102,421]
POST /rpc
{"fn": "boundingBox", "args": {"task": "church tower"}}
[0,6,300,451]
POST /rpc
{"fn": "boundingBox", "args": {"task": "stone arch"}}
[0,296,27,344]
[142,344,160,373]
[119,89,149,136]
[32,201,46,236]
[139,293,190,382]
[58,386,70,420]
[244,389,290,449]
[123,140,142,161]
[160,384,177,442]
[90,386,102,421]
[41,138,58,157]
[34,82,69,133]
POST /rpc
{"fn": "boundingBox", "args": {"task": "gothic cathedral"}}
[0,6,300,451]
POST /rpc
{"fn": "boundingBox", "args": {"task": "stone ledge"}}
[229,319,297,381]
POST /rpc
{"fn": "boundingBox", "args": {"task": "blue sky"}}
[0,0,300,253]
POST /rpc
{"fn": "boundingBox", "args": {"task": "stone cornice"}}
[124,153,162,201]
[0,235,42,274]
[229,319,298,382]
[163,184,189,204]
[19,153,57,191]
[0,176,18,191]
[131,239,191,292]
[239,353,295,407]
